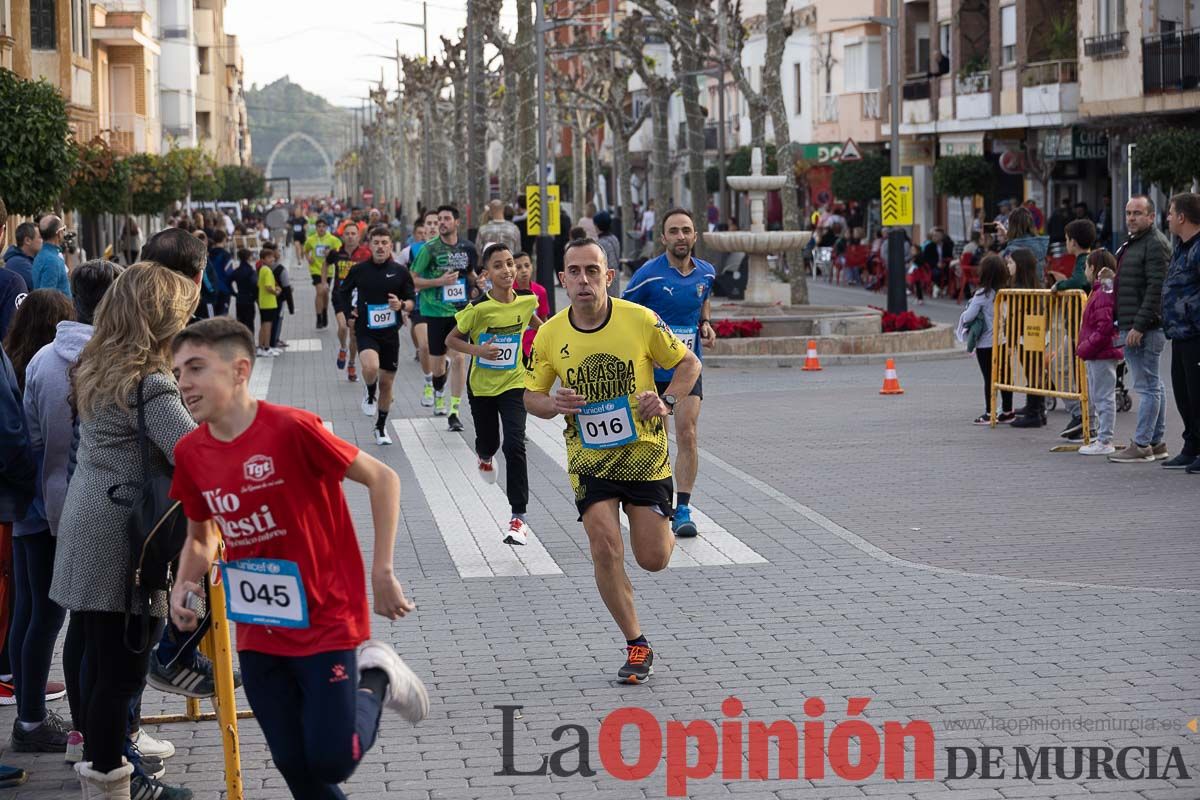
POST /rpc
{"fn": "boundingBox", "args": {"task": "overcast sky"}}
[225,0,517,108]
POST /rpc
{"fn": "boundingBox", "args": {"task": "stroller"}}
[1047,359,1131,412]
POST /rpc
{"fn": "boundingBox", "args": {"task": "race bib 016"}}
[477,332,520,370]
[577,396,638,449]
[366,303,397,329]
[671,325,698,352]
[220,558,309,629]
[442,279,468,304]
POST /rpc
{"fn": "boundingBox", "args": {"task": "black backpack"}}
[106,378,190,652]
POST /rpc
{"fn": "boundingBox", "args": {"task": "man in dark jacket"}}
[2,223,40,289]
[1160,192,1200,473]
[1107,196,1171,463]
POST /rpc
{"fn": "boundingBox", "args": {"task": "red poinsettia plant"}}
[868,306,933,333]
[713,318,764,338]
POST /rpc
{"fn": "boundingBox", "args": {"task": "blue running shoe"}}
[672,505,698,538]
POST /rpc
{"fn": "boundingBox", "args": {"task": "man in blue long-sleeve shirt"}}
[31,216,70,297]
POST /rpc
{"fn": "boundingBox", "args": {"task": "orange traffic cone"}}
[802,340,822,371]
[879,358,904,395]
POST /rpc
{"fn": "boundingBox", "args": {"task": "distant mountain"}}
[246,77,351,192]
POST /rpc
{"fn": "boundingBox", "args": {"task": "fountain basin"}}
[726,175,787,192]
[703,230,812,253]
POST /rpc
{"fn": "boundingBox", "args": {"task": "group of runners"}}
[135,204,716,800]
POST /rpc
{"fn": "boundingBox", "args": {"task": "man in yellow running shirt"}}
[525,238,700,685]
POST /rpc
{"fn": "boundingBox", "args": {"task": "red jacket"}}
[1076,282,1123,361]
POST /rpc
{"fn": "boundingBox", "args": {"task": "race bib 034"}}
[442,279,468,304]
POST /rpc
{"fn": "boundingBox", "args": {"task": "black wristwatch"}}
[662,393,677,414]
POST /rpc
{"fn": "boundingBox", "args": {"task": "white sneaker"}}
[1079,441,1116,456]
[356,640,429,723]
[433,391,447,416]
[375,427,393,446]
[130,727,176,759]
[256,347,271,357]
[361,394,377,417]
[477,457,497,484]
[268,347,283,357]
[504,517,530,546]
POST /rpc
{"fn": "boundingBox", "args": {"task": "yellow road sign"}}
[880,176,914,226]
[525,184,561,236]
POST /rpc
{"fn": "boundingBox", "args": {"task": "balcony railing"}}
[902,79,930,101]
[861,91,881,119]
[955,70,990,94]
[1084,31,1127,58]
[1021,59,1078,87]
[1144,28,1200,93]
[818,94,838,122]
[105,112,161,155]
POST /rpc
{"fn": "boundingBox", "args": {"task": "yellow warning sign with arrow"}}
[525,184,561,236]
[880,176,914,226]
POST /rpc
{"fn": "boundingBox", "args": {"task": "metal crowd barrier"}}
[143,542,250,800]
[990,289,1092,445]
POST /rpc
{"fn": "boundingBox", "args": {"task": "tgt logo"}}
[243,455,275,482]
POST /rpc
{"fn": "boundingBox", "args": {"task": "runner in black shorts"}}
[327,223,372,382]
[399,210,440,404]
[337,225,415,445]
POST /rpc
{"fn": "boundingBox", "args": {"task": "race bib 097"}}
[366,303,396,329]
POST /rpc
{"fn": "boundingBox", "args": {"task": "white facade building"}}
[157,0,197,148]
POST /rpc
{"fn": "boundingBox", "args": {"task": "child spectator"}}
[958,254,1014,425]
[268,244,293,351]
[257,247,281,356]
[514,251,548,366]
[231,248,257,336]
[1076,250,1122,455]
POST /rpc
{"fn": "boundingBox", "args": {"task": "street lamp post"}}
[834,1,905,313]
[535,0,555,313]
[386,4,433,209]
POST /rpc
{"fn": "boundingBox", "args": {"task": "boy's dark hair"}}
[569,226,586,240]
[140,228,206,278]
[236,248,251,261]
[513,250,529,261]
[422,209,439,222]
[259,247,277,260]
[367,224,392,240]
[413,214,426,226]
[1064,218,1097,250]
[15,222,37,247]
[1170,192,1200,224]
[977,253,1009,293]
[316,217,328,226]
[71,259,123,325]
[210,229,227,244]
[436,204,460,220]
[173,317,256,364]
[594,211,612,234]
[660,207,695,235]
[482,242,511,264]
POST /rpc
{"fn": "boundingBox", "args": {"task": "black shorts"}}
[425,315,459,357]
[259,307,279,324]
[356,328,400,372]
[409,308,425,327]
[655,375,703,400]
[571,474,674,521]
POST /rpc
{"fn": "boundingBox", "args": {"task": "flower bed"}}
[868,306,933,333]
[713,318,764,338]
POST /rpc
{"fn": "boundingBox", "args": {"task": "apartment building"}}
[92,1,162,155]
[1078,0,1200,221]
[193,0,248,166]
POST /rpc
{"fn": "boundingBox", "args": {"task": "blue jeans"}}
[9,530,66,723]
[1086,359,1118,443]
[240,649,382,800]
[1121,328,1167,447]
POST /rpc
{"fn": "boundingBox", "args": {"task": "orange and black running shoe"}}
[617,643,653,684]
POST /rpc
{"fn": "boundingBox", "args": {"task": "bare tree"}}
[719,0,768,150]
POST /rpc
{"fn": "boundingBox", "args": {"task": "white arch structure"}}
[265,131,334,188]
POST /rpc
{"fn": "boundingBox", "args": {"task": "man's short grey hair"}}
[1129,194,1155,214]
[563,236,608,268]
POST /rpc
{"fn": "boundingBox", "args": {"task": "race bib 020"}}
[366,303,397,329]
[477,332,520,370]
[671,325,698,352]
[442,279,468,304]
[220,558,309,629]
[577,396,638,449]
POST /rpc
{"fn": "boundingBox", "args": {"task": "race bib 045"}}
[220,558,309,629]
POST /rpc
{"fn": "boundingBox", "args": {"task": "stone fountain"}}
[702,147,811,306]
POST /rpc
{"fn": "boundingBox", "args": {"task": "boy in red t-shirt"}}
[167,318,427,800]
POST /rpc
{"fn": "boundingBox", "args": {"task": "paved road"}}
[4,255,1196,799]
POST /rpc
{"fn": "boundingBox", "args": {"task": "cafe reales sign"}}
[1043,127,1108,161]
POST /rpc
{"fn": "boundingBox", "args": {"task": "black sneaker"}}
[1061,428,1084,443]
[1010,413,1045,429]
[1163,452,1196,469]
[1059,416,1083,438]
[10,709,69,752]
[1186,457,1200,474]
[148,650,242,699]
[448,413,464,432]
[617,643,654,685]
[127,745,165,780]
[131,773,192,800]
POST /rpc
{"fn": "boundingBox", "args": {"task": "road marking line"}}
[525,416,766,568]
[286,338,323,352]
[249,358,272,400]
[394,418,563,579]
